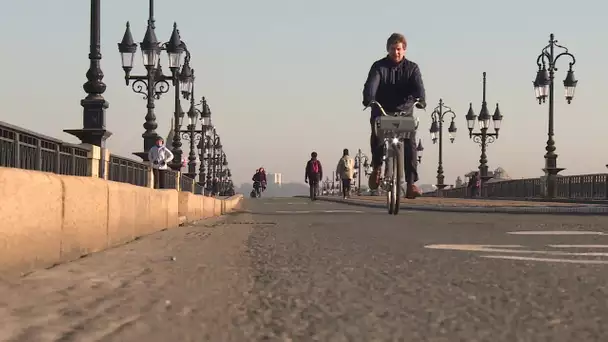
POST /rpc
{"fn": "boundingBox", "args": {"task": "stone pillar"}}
[175,172,182,191]
[83,144,101,178]
[147,168,154,189]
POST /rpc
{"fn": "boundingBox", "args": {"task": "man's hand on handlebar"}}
[415,99,426,110]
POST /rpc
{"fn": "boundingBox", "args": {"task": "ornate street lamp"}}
[117,0,193,161]
[466,72,503,187]
[178,93,208,180]
[533,33,577,198]
[196,98,212,187]
[65,0,113,154]
[429,99,457,190]
[354,149,371,195]
[416,139,424,163]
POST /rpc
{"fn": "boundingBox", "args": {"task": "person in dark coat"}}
[305,151,323,200]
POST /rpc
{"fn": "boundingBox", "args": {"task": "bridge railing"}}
[0,121,91,176]
[108,154,150,187]
[180,174,194,192]
[0,120,226,196]
[423,173,608,200]
[194,182,204,195]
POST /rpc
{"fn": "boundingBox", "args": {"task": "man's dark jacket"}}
[362,56,426,119]
[305,159,323,182]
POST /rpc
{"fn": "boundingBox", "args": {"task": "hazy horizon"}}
[1,0,605,185]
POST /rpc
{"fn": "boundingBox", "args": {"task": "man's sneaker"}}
[368,167,382,190]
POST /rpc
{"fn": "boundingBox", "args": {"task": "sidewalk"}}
[318,196,608,215]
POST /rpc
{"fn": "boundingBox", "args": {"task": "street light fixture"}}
[354,149,371,195]
[533,33,577,198]
[416,139,424,163]
[117,1,193,161]
[429,99,456,190]
[466,72,503,187]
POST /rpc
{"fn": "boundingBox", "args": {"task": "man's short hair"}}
[386,33,407,50]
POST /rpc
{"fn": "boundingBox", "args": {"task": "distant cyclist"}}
[362,32,426,199]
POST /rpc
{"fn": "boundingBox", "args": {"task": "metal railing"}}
[163,169,178,189]
[108,154,150,187]
[180,174,194,192]
[425,173,608,200]
[0,121,91,176]
[194,182,204,195]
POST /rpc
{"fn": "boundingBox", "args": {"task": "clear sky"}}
[0,0,605,185]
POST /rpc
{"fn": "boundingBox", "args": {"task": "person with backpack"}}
[305,151,323,200]
[336,148,355,199]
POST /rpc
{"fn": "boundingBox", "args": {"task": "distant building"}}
[267,172,282,187]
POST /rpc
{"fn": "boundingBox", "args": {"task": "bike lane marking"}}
[507,230,606,235]
[481,255,608,265]
[424,244,608,257]
[274,210,365,214]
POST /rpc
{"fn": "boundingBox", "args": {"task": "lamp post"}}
[178,94,209,180]
[416,139,424,163]
[354,149,371,195]
[196,98,212,189]
[465,72,503,188]
[65,0,113,151]
[168,43,194,171]
[205,129,222,191]
[429,99,457,190]
[533,33,578,199]
[117,0,192,161]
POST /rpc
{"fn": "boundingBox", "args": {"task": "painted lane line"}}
[507,231,606,236]
[548,245,608,248]
[274,210,364,214]
[481,255,608,265]
[424,244,608,257]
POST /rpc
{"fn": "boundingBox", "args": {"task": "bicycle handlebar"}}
[363,98,426,116]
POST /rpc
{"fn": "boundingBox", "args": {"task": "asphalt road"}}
[3,197,608,341]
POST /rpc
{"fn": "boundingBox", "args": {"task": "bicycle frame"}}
[364,99,424,214]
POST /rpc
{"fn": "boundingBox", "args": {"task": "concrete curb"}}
[314,196,608,216]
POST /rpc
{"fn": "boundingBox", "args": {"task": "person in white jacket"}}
[336,148,355,199]
[148,136,174,189]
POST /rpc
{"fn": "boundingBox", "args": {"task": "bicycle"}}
[364,97,424,215]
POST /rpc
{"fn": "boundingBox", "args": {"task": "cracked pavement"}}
[2,197,608,341]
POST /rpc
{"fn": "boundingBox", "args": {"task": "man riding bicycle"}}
[362,32,426,199]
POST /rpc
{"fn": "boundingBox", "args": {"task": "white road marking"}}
[424,244,608,257]
[507,230,606,235]
[274,210,364,214]
[548,245,608,248]
[481,255,608,265]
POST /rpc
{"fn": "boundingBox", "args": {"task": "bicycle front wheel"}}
[386,155,396,214]
[393,144,403,215]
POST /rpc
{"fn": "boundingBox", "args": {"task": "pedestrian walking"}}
[305,152,323,200]
[336,148,355,199]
